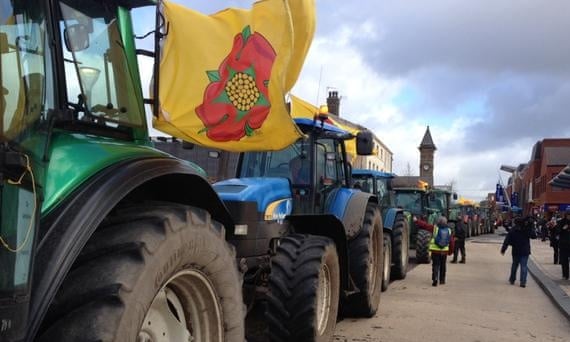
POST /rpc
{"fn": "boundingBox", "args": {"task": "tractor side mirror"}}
[356,130,374,155]
[64,23,90,52]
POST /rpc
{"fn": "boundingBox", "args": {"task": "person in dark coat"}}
[547,216,560,264]
[538,215,548,241]
[500,216,537,287]
[555,210,570,280]
[451,216,467,263]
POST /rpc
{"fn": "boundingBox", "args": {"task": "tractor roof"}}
[352,169,395,179]
[293,118,353,139]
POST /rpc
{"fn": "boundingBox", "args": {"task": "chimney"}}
[326,91,340,116]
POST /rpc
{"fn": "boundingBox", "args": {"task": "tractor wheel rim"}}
[138,269,223,342]
[383,237,390,282]
[401,228,409,267]
[316,263,332,336]
[368,228,380,293]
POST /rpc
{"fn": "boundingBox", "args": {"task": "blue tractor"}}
[352,170,410,286]
[214,117,381,341]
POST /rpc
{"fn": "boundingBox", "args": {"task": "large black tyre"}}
[390,215,409,280]
[267,234,340,342]
[415,229,432,264]
[344,204,383,317]
[38,202,244,342]
[381,234,391,292]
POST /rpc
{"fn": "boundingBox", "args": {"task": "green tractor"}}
[0,1,246,341]
[392,181,453,264]
[393,184,436,264]
[451,203,479,237]
[351,169,410,284]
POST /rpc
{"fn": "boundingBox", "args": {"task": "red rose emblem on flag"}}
[196,26,276,141]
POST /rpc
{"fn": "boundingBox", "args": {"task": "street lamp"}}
[498,165,515,208]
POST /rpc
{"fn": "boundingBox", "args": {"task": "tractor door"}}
[315,138,345,213]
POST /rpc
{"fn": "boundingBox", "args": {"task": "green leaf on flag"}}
[245,122,255,136]
[242,26,252,41]
[206,70,220,82]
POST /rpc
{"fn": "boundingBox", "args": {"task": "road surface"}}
[334,233,570,342]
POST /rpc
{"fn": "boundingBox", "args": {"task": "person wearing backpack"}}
[429,216,454,287]
[451,216,467,264]
[500,216,537,287]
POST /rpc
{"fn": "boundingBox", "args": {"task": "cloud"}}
[130,1,570,200]
[357,0,570,76]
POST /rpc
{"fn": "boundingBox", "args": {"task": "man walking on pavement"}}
[556,210,570,280]
[548,215,560,264]
[500,216,537,287]
[451,216,467,264]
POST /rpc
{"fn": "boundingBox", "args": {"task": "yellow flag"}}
[290,94,319,120]
[155,0,315,152]
[331,119,359,159]
[290,95,359,159]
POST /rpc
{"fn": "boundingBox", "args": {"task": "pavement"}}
[525,232,570,320]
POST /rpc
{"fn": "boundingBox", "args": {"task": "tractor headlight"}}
[264,198,292,222]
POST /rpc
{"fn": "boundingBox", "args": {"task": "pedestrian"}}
[547,216,559,264]
[538,215,548,242]
[555,210,570,280]
[429,216,454,287]
[451,216,467,263]
[500,216,537,288]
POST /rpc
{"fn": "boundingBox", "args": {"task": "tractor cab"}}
[351,169,395,210]
[428,189,455,219]
[394,188,429,218]
[223,117,373,216]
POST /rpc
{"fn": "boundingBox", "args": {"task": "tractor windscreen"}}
[428,191,447,212]
[394,191,423,215]
[58,0,144,130]
[240,139,310,184]
[0,0,50,143]
[353,174,390,207]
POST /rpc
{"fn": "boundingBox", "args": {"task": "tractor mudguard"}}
[382,207,402,231]
[286,214,351,293]
[328,189,377,240]
[27,157,233,340]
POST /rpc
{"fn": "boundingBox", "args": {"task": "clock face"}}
[423,164,430,171]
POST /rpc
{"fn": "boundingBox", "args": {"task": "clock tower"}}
[419,126,436,186]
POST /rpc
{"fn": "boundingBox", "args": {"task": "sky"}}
[132,0,570,201]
